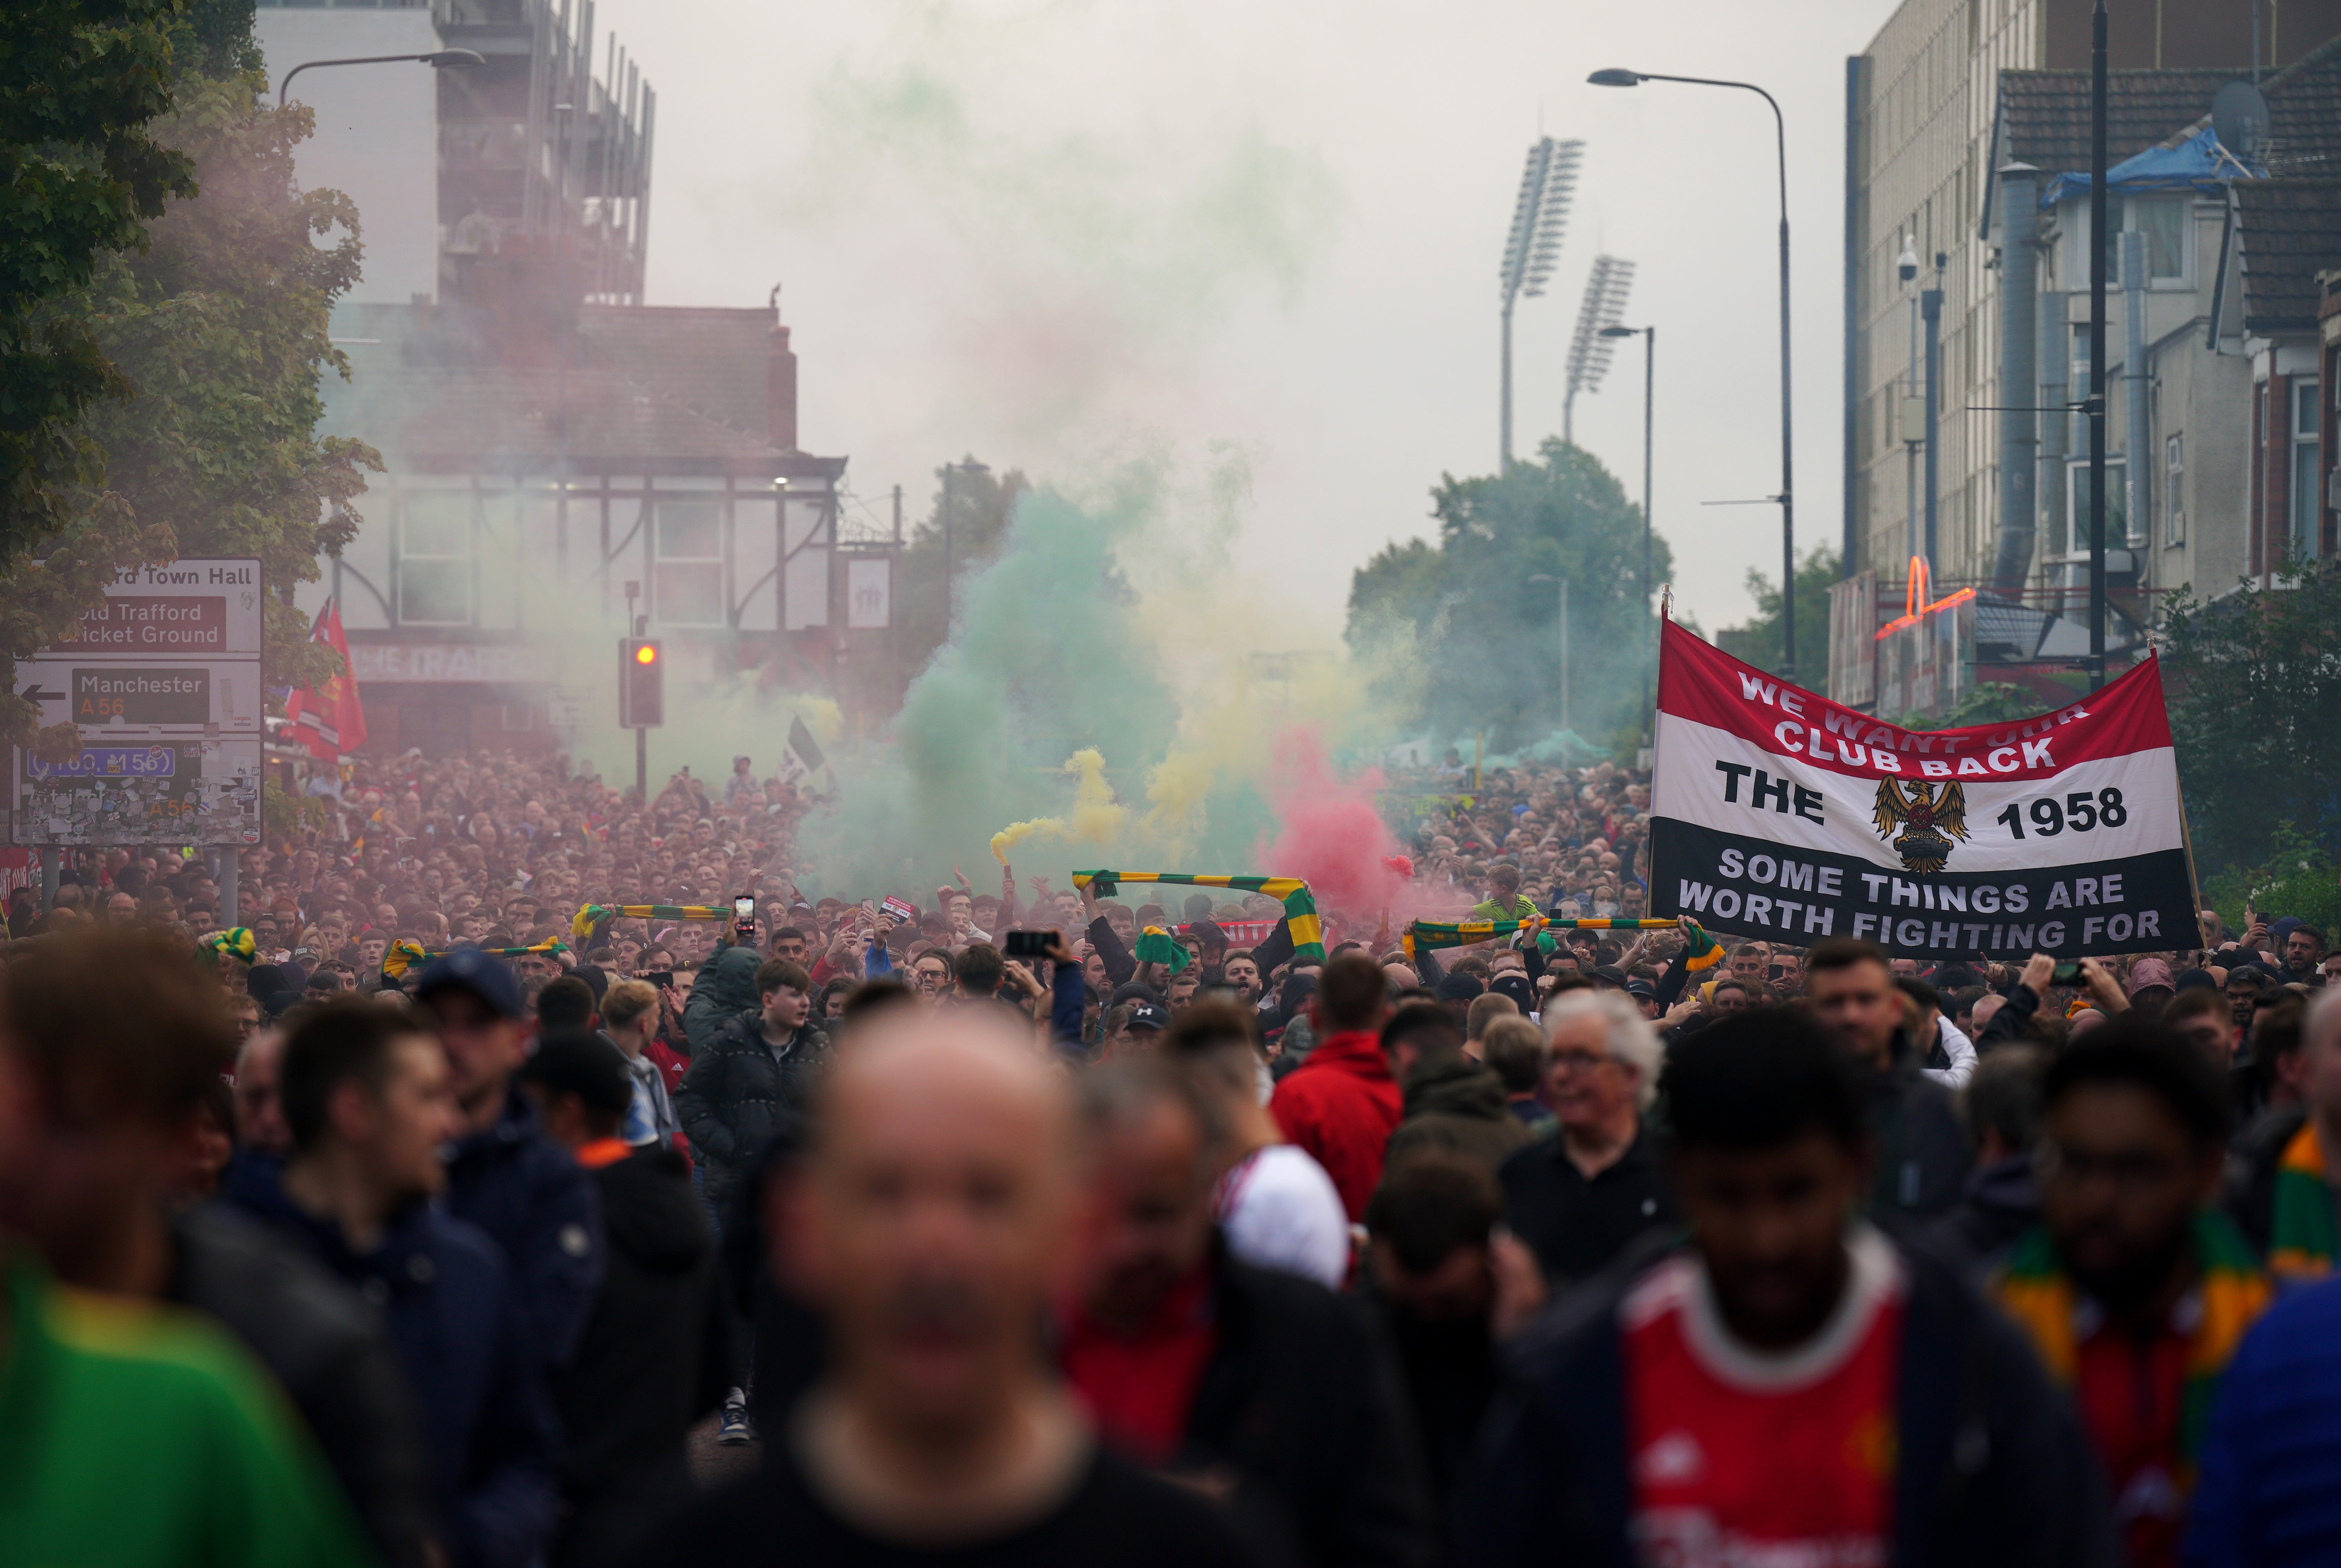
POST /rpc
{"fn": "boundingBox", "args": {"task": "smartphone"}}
[2051,960,2083,985]
[1002,929,1053,959]
[732,894,756,940]
[646,970,675,990]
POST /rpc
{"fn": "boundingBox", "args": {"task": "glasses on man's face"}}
[1548,1049,1615,1073]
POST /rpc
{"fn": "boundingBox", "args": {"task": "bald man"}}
[635,1010,1260,1566]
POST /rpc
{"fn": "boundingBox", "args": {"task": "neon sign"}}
[1873,556,1975,641]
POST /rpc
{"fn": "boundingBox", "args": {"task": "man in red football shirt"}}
[1463,1006,2118,1568]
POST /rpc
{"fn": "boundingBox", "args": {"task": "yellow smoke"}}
[989,748,1128,863]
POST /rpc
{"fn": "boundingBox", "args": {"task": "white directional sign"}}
[50,559,262,660]
[12,557,264,846]
[19,658,266,734]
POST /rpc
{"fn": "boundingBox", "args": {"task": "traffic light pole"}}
[636,726,647,804]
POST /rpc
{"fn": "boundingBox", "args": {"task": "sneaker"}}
[717,1395,753,1446]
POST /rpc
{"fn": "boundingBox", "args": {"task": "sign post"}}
[10,561,265,894]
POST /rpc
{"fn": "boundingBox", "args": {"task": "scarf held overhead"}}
[1072,873,1324,965]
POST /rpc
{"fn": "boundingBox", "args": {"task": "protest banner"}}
[1647,618,2193,959]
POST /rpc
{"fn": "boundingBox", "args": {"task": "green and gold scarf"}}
[2269,1120,2338,1284]
[1072,873,1323,965]
[1996,1211,2270,1475]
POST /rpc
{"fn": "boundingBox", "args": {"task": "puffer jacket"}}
[673,1009,830,1207]
[682,940,762,1055]
[1382,1053,1535,1175]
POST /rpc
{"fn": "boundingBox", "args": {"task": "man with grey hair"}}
[1495,991,1674,1287]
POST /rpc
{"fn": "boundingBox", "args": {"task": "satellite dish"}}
[2212,79,2271,162]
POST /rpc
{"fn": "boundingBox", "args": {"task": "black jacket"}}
[1458,1229,2119,1568]
[673,1011,829,1206]
[2225,1102,2308,1260]
[1498,1124,1675,1288]
[1359,1287,1499,1533]
[171,1199,438,1568]
[225,1159,559,1568]
[550,1146,733,1568]
[443,1091,605,1376]
[1181,1248,1437,1568]
[1931,1153,2040,1274]
[1862,1041,1972,1218]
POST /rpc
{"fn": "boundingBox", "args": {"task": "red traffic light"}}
[633,643,658,665]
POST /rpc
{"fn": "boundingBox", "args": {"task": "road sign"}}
[19,659,265,732]
[11,556,264,848]
[50,559,262,660]
[11,737,261,845]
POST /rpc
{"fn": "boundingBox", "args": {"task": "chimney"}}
[768,323,798,451]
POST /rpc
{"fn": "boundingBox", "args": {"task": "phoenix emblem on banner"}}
[1871,779,1969,874]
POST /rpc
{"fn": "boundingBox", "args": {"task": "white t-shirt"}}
[1920,1014,1976,1090]
[1215,1144,1351,1290]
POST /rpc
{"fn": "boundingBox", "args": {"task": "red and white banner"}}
[1649,618,2194,959]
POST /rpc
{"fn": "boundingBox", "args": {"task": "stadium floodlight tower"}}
[1498,136,1582,469]
[1563,255,1636,445]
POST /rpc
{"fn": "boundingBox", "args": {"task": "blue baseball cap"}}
[413,944,526,1020]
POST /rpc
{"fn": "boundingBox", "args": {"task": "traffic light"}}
[619,638,663,727]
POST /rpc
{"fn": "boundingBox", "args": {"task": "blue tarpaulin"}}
[2039,127,2257,208]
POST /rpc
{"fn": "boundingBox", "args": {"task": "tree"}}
[2160,558,2341,876]
[1,0,195,555]
[891,459,1033,677]
[1716,546,1837,682]
[0,0,375,753]
[1346,438,1671,751]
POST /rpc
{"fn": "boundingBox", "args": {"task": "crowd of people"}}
[4,741,2341,1567]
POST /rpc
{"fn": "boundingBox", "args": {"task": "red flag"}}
[283,600,367,761]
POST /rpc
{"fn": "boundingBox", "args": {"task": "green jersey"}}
[0,1253,376,1568]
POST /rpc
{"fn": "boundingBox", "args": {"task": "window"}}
[2165,432,2185,546]
[654,499,725,626]
[2292,380,2320,563]
[2129,196,2189,284]
[398,492,473,627]
[2065,458,2128,557]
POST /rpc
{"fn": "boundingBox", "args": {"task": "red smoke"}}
[1256,730,1415,919]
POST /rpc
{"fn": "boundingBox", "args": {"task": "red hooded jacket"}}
[1269,1029,1402,1221]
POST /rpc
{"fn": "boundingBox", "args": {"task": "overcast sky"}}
[590,0,1900,644]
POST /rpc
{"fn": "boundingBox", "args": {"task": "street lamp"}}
[1527,573,1571,738]
[1600,322,1655,750]
[1591,66,1796,679]
[278,49,485,107]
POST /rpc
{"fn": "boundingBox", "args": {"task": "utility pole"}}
[2088,0,2109,680]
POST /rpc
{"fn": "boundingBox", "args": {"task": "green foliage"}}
[0,0,200,743]
[892,460,1037,677]
[1896,682,2044,732]
[261,775,329,841]
[0,12,376,752]
[2202,820,2338,940]
[1344,438,1671,750]
[2160,558,2341,876]
[1717,546,1837,681]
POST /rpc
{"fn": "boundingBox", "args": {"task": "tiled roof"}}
[320,302,841,477]
[2220,34,2341,176]
[332,355,791,470]
[578,306,779,442]
[1997,68,2236,177]
[2234,178,2341,331]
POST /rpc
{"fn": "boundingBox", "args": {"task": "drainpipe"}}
[1993,167,2039,591]
[2122,226,2151,551]
[1922,275,1944,574]
[2037,291,2070,582]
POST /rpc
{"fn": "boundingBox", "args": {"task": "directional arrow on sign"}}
[19,686,63,704]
